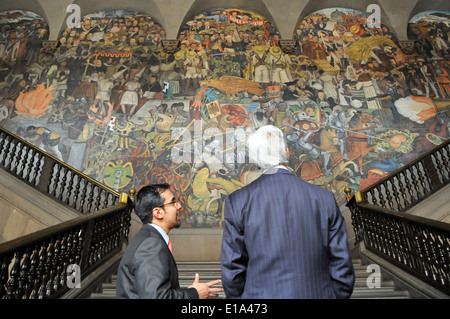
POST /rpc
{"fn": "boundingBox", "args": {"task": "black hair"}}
[134,183,170,224]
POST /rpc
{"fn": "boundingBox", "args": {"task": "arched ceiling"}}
[410,0,450,21]
[0,0,47,21]
[182,0,276,34]
[0,0,446,41]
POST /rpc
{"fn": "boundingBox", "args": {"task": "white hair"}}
[248,125,288,170]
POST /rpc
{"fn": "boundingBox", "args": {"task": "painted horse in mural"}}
[286,120,344,181]
[346,111,381,174]
[297,127,345,181]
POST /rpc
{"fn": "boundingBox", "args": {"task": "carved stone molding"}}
[398,40,415,55]
[162,39,180,54]
[42,40,59,54]
[279,40,296,55]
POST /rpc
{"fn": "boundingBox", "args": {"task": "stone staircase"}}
[350,259,409,299]
[89,259,410,299]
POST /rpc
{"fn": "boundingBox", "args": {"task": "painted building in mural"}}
[0,8,449,228]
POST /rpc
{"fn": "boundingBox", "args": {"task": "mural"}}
[0,8,448,228]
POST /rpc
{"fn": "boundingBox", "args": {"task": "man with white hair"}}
[221,125,355,299]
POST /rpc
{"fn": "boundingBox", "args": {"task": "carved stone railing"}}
[346,139,450,295]
[0,198,132,299]
[0,127,118,214]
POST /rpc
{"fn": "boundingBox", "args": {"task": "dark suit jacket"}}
[221,168,355,299]
[116,223,198,299]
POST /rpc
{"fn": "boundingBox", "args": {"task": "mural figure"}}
[0,8,449,228]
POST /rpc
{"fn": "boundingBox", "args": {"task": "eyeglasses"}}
[158,199,179,208]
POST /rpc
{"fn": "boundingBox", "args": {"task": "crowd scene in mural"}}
[0,7,448,228]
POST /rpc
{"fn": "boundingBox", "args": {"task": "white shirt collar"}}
[149,223,169,245]
[262,165,291,174]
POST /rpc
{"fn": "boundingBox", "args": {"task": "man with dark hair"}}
[116,183,222,299]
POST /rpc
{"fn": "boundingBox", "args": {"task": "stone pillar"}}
[279,39,296,55]
[42,40,59,54]
[162,39,180,54]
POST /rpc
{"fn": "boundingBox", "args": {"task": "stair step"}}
[350,290,410,299]
[90,289,116,299]
[353,279,395,288]
[354,270,385,279]
[90,259,411,299]
[101,283,117,290]
[352,287,398,293]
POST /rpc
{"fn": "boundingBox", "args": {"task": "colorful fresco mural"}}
[0,8,449,228]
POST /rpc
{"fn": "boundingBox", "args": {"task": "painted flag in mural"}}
[163,81,172,98]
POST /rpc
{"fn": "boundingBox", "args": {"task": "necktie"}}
[168,239,173,254]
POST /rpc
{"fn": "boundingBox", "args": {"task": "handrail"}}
[346,139,450,295]
[357,139,449,211]
[346,198,450,295]
[0,126,120,214]
[0,198,133,299]
[0,125,135,299]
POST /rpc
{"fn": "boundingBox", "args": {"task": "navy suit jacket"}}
[221,168,355,299]
[116,224,198,299]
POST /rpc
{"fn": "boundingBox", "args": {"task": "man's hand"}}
[189,273,223,299]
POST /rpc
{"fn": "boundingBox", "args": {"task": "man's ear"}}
[152,207,163,220]
[286,147,290,161]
